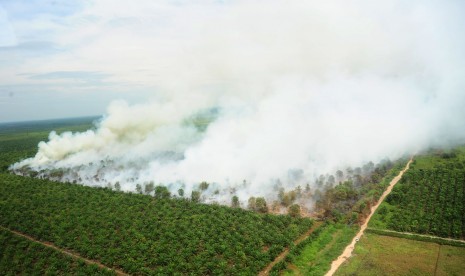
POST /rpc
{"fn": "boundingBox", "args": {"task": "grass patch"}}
[283,223,357,276]
[366,228,465,248]
[436,245,465,276]
[336,233,442,276]
[409,146,465,171]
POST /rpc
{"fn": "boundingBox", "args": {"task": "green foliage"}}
[288,204,301,218]
[191,190,201,202]
[278,188,297,207]
[154,185,171,199]
[231,195,240,208]
[372,148,465,240]
[246,196,268,213]
[270,260,287,275]
[135,184,142,194]
[0,173,313,275]
[315,158,406,222]
[144,182,154,195]
[294,224,357,275]
[255,197,268,213]
[377,205,387,215]
[114,182,121,191]
[272,223,357,276]
[248,196,256,210]
[335,232,451,276]
[0,228,115,275]
[382,169,464,239]
[199,181,209,191]
[0,116,321,275]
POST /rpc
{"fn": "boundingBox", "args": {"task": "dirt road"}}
[0,225,128,276]
[325,158,413,276]
[259,222,322,276]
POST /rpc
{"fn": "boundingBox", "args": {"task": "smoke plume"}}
[12,1,465,204]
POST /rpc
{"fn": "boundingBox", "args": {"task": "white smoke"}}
[12,1,465,204]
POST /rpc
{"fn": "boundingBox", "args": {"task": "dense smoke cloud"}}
[12,1,465,204]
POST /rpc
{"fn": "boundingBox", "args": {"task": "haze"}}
[4,1,465,203]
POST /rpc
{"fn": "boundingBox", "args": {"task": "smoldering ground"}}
[11,1,465,205]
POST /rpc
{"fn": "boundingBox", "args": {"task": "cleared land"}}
[335,232,465,276]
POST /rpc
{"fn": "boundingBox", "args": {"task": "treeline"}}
[267,160,408,275]
[313,159,406,223]
[0,228,115,275]
[0,173,313,275]
[232,159,404,219]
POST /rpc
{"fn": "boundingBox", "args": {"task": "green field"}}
[335,233,465,276]
[436,245,465,276]
[281,223,358,276]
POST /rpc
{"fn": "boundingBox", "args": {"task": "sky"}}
[0,0,174,122]
[1,1,465,123]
